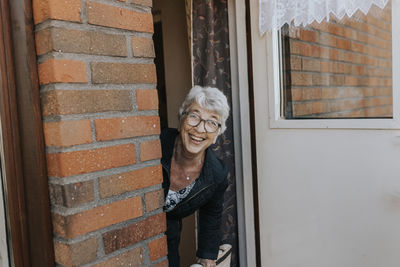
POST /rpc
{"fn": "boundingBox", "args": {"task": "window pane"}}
[281,2,393,119]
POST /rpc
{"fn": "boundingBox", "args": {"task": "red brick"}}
[319,33,336,47]
[329,75,345,86]
[291,88,302,101]
[49,181,94,207]
[54,238,98,267]
[148,236,167,262]
[321,61,334,73]
[33,0,81,24]
[140,139,162,162]
[35,28,52,55]
[351,42,364,53]
[54,242,72,267]
[317,46,330,58]
[53,197,142,238]
[41,90,132,116]
[99,165,162,198]
[93,247,142,267]
[95,116,160,141]
[327,24,343,36]
[345,76,359,86]
[378,58,391,68]
[291,73,313,86]
[301,59,320,72]
[300,29,317,42]
[312,74,329,86]
[312,102,325,114]
[309,45,321,58]
[43,120,92,147]
[91,62,156,84]
[329,101,346,113]
[46,144,136,177]
[87,2,153,33]
[336,63,351,74]
[374,87,392,97]
[345,88,363,98]
[329,49,339,60]
[145,189,164,212]
[38,59,87,85]
[102,213,166,254]
[310,21,328,32]
[293,103,313,116]
[36,27,127,56]
[322,88,343,99]
[343,27,357,40]
[357,32,372,45]
[131,37,155,58]
[302,88,321,100]
[290,41,311,56]
[136,89,159,110]
[289,56,301,71]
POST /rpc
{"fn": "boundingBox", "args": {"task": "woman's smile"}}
[180,103,220,156]
[189,133,206,144]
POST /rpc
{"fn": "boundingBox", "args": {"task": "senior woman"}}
[161,86,230,267]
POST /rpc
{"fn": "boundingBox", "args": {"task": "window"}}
[267,0,400,128]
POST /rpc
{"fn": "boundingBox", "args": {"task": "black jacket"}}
[161,128,228,261]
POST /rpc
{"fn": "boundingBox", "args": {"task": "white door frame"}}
[228,0,258,266]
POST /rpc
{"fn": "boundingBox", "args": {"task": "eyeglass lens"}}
[187,114,218,132]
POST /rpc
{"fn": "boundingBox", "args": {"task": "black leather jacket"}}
[161,128,228,261]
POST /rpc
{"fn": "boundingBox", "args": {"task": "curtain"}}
[260,0,391,34]
[185,0,193,85]
[192,0,239,266]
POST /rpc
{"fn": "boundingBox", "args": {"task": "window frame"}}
[267,1,400,129]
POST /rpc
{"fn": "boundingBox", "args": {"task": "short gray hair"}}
[179,86,230,134]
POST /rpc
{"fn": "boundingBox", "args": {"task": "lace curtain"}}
[259,0,391,35]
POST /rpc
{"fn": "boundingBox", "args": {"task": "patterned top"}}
[163,180,196,212]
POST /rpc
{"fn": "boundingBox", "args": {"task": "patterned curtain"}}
[191,1,239,266]
[185,0,193,84]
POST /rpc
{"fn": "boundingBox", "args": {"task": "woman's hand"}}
[197,258,216,267]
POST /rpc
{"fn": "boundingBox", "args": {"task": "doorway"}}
[152,0,197,265]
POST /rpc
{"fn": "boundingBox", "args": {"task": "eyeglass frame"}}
[182,111,221,133]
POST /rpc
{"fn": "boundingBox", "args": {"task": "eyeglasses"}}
[183,112,221,133]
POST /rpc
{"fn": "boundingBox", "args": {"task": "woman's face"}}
[179,103,221,157]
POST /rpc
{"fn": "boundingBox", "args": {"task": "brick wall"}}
[32,0,167,266]
[284,4,392,118]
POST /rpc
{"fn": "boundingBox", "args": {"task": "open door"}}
[249,1,400,266]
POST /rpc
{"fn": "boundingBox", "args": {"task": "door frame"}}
[0,0,54,266]
[228,0,260,266]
